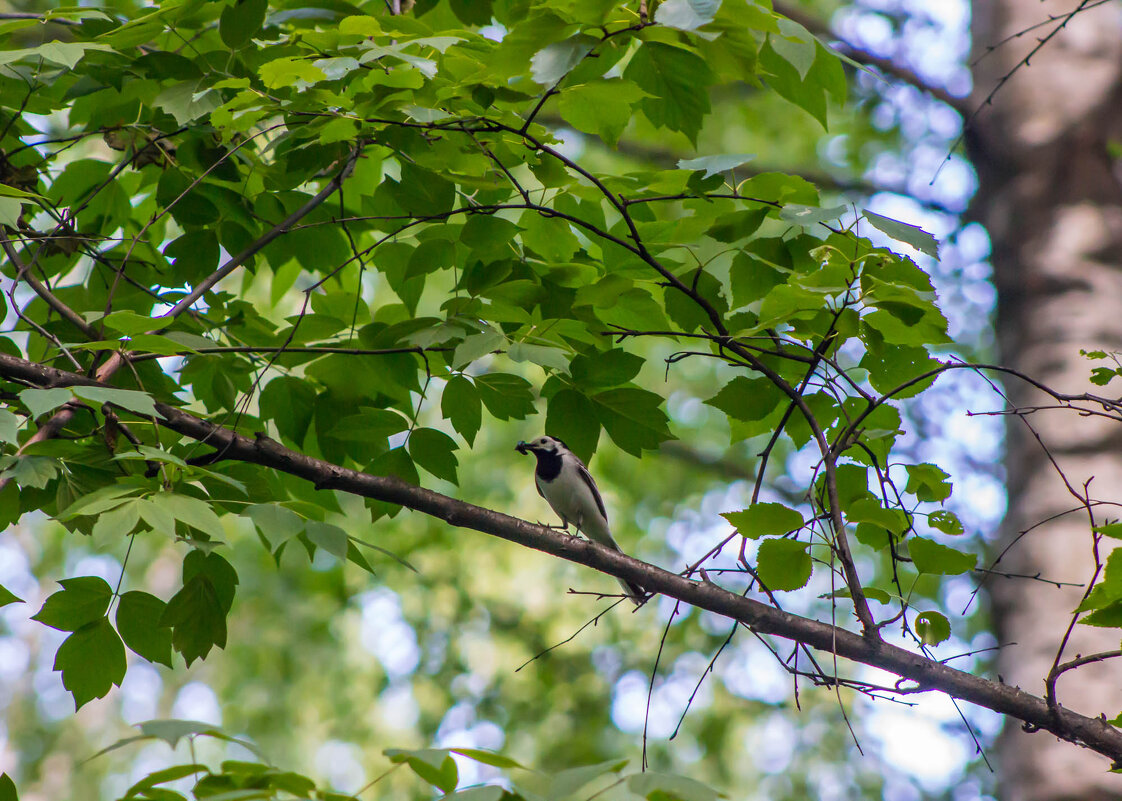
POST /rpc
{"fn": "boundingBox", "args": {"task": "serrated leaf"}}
[722,503,804,540]
[54,618,126,709]
[32,576,113,632]
[624,42,715,143]
[755,538,812,591]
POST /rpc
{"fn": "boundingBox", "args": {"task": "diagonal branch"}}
[2,349,1122,764]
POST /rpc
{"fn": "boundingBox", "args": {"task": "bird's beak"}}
[515,441,529,454]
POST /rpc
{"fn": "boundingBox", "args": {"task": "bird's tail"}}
[581,517,646,604]
[617,576,646,605]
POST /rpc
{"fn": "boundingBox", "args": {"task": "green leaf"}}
[530,34,596,85]
[448,748,523,770]
[904,463,952,503]
[385,749,459,793]
[115,591,174,667]
[150,493,226,540]
[590,388,670,456]
[557,81,648,147]
[516,759,628,800]
[71,386,161,418]
[19,387,73,419]
[409,428,459,484]
[722,503,804,540]
[546,389,600,464]
[755,538,812,591]
[160,552,237,666]
[909,537,976,575]
[441,376,482,446]
[0,409,20,444]
[928,510,964,536]
[863,210,940,258]
[247,504,306,549]
[677,153,754,178]
[654,0,721,31]
[32,576,113,632]
[220,0,268,50]
[54,618,126,709]
[915,611,950,646]
[625,42,715,143]
[508,342,570,372]
[305,521,349,560]
[0,584,23,608]
[0,773,15,801]
[476,373,536,421]
[453,330,505,369]
[259,57,327,89]
[628,772,719,801]
[5,455,58,489]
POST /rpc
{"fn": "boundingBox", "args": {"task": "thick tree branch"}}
[2,350,1121,764]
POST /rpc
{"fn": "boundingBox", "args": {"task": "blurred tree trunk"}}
[970,2,1122,798]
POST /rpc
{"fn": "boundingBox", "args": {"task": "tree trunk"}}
[970,3,1122,799]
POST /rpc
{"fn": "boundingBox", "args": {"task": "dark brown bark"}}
[970,2,1122,797]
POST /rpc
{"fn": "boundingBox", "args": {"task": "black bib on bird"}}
[531,449,563,481]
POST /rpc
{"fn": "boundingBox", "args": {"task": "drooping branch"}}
[2,349,1121,764]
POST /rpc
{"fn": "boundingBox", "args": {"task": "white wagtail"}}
[516,435,645,604]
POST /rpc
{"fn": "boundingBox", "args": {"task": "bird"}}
[515,435,645,604]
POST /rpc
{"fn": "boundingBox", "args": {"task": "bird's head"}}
[516,435,566,455]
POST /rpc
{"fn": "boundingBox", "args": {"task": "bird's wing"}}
[575,461,608,524]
